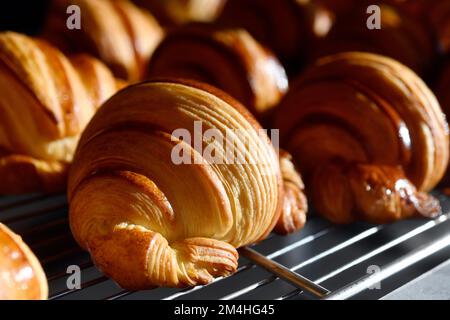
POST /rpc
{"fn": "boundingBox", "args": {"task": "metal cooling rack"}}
[1,191,450,300]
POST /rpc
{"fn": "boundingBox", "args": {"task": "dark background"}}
[0,1,50,34]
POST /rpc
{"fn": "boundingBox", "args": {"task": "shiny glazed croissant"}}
[0,223,48,300]
[148,25,288,118]
[275,52,449,224]
[0,32,121,194]
[44,0,164,81]
[133,0,226,26]
[317,3,435,74]
[68,79,306,289]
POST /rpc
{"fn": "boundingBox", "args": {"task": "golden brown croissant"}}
[275,52,449,224]
[0,223,48,300]
[217,0,333,70]
[68,79,306,289]
[148,25,288,119]
[44,0,164,81]
[316,3,435,74]
[0,31,121,194]
[133,0,226,26]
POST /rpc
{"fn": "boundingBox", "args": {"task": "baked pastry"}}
[275,52,448,224]
[217,0,333,70]
[68,79,306,289]
[0,31,121,194]
[316,3,435,74]
[0,223,48,300]
[44,0,164,81]
[133,0,226,26]
[275,151,308,234]
[148,25,288,119]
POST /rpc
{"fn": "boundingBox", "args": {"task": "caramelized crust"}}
[44,0,164,81]
[0,223,48,300]
[0,32,121,194]
[149,25,288,118]
[68,80,306,289]
[275,151,308,234]
[217,0,333,69]
[275,52,448,224]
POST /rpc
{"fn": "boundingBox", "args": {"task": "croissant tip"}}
[414,192,442,219]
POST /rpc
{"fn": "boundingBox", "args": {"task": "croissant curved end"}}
[275,151,308,234]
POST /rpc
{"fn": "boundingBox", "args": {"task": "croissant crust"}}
[0,223,48,300]
[44,0,164,81]
[149,25,288,118]
[0,32,121,194]
[275,52,448,224]
[68,79,306,289]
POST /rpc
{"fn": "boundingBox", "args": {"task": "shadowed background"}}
[0,1,49,34]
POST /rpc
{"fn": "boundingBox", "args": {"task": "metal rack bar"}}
[20,217,68,236]
[237,247,330,298]
[162,264,251,301]
[278,213,450,299]
[2,202,66,224]
[221,226,382,299]
[313,214,450,284]
[50,276,109,300]
[2,192,450,300]
[0,194,50,211]
[161,226,335,301]
[325,233,450,300]
[47,261,93,281]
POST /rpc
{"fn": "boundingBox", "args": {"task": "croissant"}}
[0,223,48,300]
[275,52,449,224]
[0,31,121,194]
[44,0,164,81]
[316,3,435,74]
[217,0,333,71]
[132,0,226,26]
[68,79,307,289]
[148,25,288,119]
